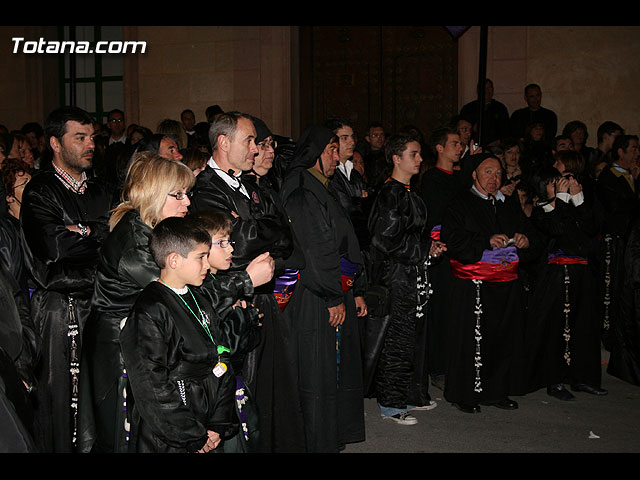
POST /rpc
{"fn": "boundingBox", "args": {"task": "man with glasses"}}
[106,109,126,145]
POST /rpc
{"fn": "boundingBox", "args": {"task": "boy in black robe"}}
[120,216,238,453]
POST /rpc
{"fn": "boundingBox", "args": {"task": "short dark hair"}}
[612,134,639,162]
[551,134,573,151]
[107,108,124,119]
[150,216,211,269]
[324,117,353,134]
[531,165,561,203]
[205,105,224,123]
[385,132,418,165]
[190,210,233,237]
[524,83,541,95]
[181,109,195,118]
[20,122,44,138]
[597,121,624,143]
[562,120,589,143]
[44,106,95,147]
[429,126,458,157]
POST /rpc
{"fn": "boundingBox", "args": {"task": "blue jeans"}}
[379,403,417,417]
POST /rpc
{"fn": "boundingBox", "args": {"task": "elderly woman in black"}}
[367,132,446,425]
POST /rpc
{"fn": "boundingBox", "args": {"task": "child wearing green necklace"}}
[119,216,238,453]
[192,210,264,452]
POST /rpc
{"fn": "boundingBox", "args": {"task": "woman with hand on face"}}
[525,165,604,401]
[78,153,196,453]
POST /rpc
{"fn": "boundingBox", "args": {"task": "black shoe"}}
[480,398,519,410]
[452,402,481,413]
[547,384,576,401]
[571,383,608,396]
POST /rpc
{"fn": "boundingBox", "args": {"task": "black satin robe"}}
[0,265,40,451]
[607,214,640,386]
[78,209,157,453]
[595,166,640,350]
[420,167,464,378]
[20,170,113,453]
[440,190,536,405]
[0,214,32,301]
[368,178,433,409]
[120,281,238,453]
[329,166,371,250]
[281,165,366,453]
[525,197,602,391]
[189,165,306,453]
[201,272,261,452]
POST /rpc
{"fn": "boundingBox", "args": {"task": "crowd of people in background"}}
[0,78,639,453]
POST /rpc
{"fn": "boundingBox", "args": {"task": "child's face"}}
[176,243,211,287]
[207,232,234,272]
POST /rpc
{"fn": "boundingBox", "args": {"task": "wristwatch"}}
[78,223,89,237]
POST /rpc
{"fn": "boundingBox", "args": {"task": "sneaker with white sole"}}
[382,412,418,425]
[411,400,438,411]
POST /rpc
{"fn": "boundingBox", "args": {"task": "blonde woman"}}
[78,153,195,453]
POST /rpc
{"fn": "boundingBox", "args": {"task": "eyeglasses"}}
[14,179,30,189]
[211,240,235,248]
[258,140,277,151]
[109,118,123,123]
[167,191,193,201]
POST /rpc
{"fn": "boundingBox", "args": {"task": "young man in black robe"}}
[326,117,371,251]
[189,111,306,452]
[420,126,465,392]
[441,153,537,413]
[20,106,114,452]
[368,132,446,425]
[280,124,368,452]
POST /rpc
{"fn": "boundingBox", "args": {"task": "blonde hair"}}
[109,152,195,230]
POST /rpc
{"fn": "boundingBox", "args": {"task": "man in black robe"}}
[441,153,536,413]
[420,126,465,391]
[20,106,113,452]
[595,134,640,351]
[280,124,367,452]
[189,111,306,452]
[326,117,371,251]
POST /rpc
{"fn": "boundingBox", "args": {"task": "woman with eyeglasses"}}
[78,152,196,453]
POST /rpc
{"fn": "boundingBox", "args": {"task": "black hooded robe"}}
[280,125,366,452]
